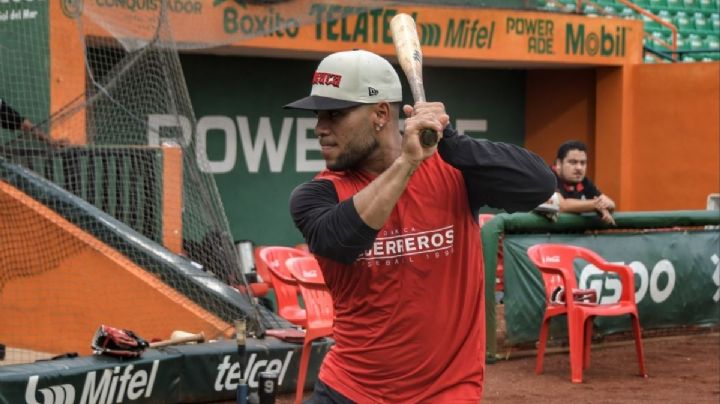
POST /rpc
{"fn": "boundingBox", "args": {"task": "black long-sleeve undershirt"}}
[437,126,556,214]
[289,125,556,264]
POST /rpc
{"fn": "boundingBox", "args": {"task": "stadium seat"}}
[688,33,704,48]
[706,35,720,48]
[667,0,683,10]
[286,256,334,404]
[583,4,600,16]
[527,244,647,383]
[658,9,674,23]
[683,0,699,10]
[602,5,617,15]
[700,0,718,10]
[554,0,577,13]
[642,14,663,30]
[258,246,311,327]
[674,11,695,31]
[540,0,568,12]
[620,6,637,19]
[646,31,674,54]
[675,34,686,49]
[540,0,561,12]
[694,12,709,31]
[650,0,668,11]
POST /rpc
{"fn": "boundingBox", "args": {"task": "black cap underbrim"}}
[284,95,363,111]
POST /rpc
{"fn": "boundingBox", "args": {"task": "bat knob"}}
[420,129,438,147]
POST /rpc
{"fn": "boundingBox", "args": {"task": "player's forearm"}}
[353,155,418,229]
[290,180,378,264]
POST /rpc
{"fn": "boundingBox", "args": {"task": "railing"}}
[1,146,164,243]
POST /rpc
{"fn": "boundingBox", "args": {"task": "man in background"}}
[554,140,616,225]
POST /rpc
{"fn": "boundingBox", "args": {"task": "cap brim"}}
[284,95,363,111]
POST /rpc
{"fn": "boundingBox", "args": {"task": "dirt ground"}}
[274,331,719,404]
[483,332,719,404]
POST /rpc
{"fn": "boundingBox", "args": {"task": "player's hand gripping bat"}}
[390,13,438,147]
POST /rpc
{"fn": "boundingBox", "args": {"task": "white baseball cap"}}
[285,49,402,110]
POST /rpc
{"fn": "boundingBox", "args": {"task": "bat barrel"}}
[391,13,439,148]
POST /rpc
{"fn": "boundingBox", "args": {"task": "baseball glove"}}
[91,325,148,357]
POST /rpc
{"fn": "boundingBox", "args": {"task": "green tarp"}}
[502,230,720,345]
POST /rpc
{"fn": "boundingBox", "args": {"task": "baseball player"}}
[286,50,555,402]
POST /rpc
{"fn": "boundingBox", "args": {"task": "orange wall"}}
[49,0,86,144]
[525,69,597,178]
[0,182,230,354]
[594,66,633,209]
[627,62,720,210]
[525,62,719,211]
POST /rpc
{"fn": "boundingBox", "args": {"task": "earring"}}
[375,124,383,131]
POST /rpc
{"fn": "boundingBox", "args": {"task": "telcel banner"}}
[502,230,720,345]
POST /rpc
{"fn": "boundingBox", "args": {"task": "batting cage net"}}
[0,0,551,365]
[0,0,335,365]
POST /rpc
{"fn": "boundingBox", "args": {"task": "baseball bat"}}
[149,331,205,348]
[390,13,438,147]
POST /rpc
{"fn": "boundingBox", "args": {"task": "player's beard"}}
[327,129,379,172]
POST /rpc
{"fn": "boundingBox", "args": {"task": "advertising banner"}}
[0,339,331,403]
[233,3,644,65]
[502,231,720,345]
[77,0,644,65]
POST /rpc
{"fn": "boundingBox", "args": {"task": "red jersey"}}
[314,153,485,403]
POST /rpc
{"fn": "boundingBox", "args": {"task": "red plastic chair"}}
[257,246,310,327]
[250,246,273,297]
[527,244,647,383]
[285,256,334,404]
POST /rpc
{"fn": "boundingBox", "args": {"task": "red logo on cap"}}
[312,71,342,88]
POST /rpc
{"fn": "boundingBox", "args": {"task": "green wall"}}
[0,1,49,144]
[180,54,526,246]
